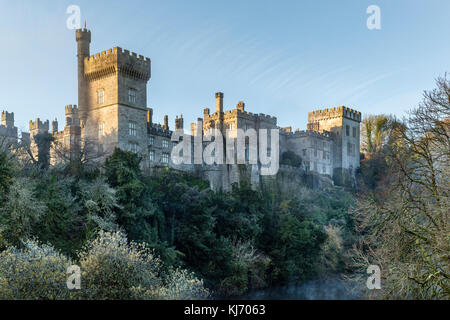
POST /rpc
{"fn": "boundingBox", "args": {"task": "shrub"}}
[77,230,162,300]
[0,231,210,300]
[159,268,210,300]
[0,240,74,300]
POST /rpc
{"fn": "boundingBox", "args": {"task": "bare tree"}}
[349,75,450,299]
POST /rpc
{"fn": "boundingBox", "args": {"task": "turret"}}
[52,119,58,134]
[65,105,80,127]
[1,111,14,128]
[29,118,50,134]
[76,28,91,123]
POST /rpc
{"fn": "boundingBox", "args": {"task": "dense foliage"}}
[0,231,209,300]
[0,142,354,299]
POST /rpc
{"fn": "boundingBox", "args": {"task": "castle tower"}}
[29,118,50,163]
[76,28,91,124]
[2,111,14,128]
[0,111,18,145]
[52,119,58,134]
[75,28,151,157]
[307,106,361,182]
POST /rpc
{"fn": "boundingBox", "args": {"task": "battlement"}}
[308,106,362,122]
[29,118,49,132]
[283,128,333,139]
[239,110,278,124]
[76,28,91,42]
[65,104,79,115]
[84,46,151,81]
[148,123,172,137]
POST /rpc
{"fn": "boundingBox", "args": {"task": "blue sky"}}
[1,0,450,134]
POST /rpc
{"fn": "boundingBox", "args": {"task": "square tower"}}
[76,29,151,158]
[307,107,361,179]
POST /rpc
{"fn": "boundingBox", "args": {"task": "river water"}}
[237,279,363,300]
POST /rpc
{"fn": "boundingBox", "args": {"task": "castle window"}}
[97,89,104,104]
[323,165,326,174]
[149,150,155,162]
[353,127,357,138]
[162,139,169,149]
[128,88,137,103]
[129,142,138,154]
[347,143,355,156]
[129,122,137,136]
[149,136,155,146]
[98,123,104,137]
[323,151,326,160]
[314,149,318,158]
[162,153,169,164]
[302,149,307,157]
[346,125,350,136]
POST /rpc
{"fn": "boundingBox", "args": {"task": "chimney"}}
[164,115,169,130]
[175,115,184,130]
[147,108,153,126]
[215,92,224,114]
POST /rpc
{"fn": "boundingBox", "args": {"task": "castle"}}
[0,28,361,190]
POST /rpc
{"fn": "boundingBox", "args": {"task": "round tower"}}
[76,28,91,124]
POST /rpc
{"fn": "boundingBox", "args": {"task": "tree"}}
[104,148,158,244]
[0,141,16,205]
[350,75,450,299]
[0,177,46,249]
[361,115,393,153]
[280,151,302,167]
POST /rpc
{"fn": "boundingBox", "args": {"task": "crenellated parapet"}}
[282,128,333,139]
[148,123,172,138]
[65,104,79,116]
[308,106,361,123]
[238,110,278,125]
[84,47,151,82]
[64,105,80,127]
[29,118,49,133]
